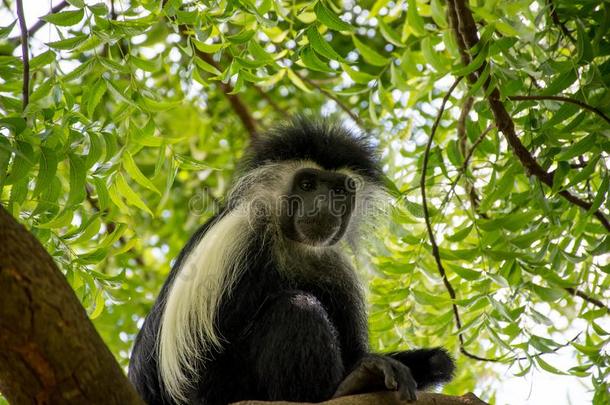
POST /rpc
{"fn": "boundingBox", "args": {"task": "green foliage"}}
[0,0,609,402]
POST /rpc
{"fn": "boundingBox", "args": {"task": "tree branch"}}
[447,0,610,233]
[546,0,575,42]
[508,95,610,126]
[254,86,289,116]
[10,1,69,46]
[0,206,143,404]
[193,49,258,139]
[565,287,610,313]
[234,391,489,405]
[15,0,29,110]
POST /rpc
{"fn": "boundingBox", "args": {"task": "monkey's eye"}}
[299,179,316,191]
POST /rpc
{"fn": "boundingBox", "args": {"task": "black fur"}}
[128,119,455,404]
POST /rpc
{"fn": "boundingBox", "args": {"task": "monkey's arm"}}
[333,349,454,402]
[333,354,417,402]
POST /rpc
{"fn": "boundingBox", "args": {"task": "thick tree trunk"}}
[0,206,142,404]
[234,392,489,405]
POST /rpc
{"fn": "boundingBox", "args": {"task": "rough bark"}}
[0,206,142,405]
[234,392,489,405]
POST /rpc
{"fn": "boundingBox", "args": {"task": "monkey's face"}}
[280,168,356,246]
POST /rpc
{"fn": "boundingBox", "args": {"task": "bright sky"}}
[0,1,600,404]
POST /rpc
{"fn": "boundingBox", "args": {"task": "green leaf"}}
[46,34,88,50]
[30,50,56,70]
[446,224,473,242]
[453,43,488,76]
[379,19,404,47]
[587,175,608,216]
[227,30,255,44]
[341,63,376,84]
[531,283,566,302]
[556,134,596,161]
[123,151,161,195]
[88,2,108,15]
[353,36,389,66]
[66,154,87,208]
[86,79,107,117]
[407,0,426,37]
[0,20,16,40]
[93,177,110,212]
[84,132,104,169]
[447,263,481,281]
[0,137,11,190]
[194,56,222,76]
[248,40,276,64]
[575,19,593,64]
[67,0,85,7]
[314,2,353,32]
[89,289,106,319]
[115,172,153,215]
[541,70,577,96]
[421,37,447,73]
[430,0,447,28]
[193,39,225,53]
[300,46,334,73]
[536,357,567,375]
[131,55,162,72]
[286,69,312,92]
[33,147,58,197]
[4,141,35,185]
[306,26,344,62]
[41,9,84,26]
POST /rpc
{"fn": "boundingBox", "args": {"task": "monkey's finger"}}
[372,358,398,391]
[392,363,417,402]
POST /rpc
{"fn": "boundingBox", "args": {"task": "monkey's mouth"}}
[294,217,341,246]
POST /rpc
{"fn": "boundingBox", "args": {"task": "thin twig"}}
[299,74,365,129]
[420,76,500,362]
[546,0,576,42]
[254,86,289,116]
[508,95,610,126]
[196,50,258,139]
[457,97,488,218]
[516,332,581,361]
[448,0,610,233]
[436,125,494,218]
[15,0,29,110]
[565,288,610,313]
[10,0,69,45]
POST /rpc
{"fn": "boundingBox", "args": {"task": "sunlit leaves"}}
[306,26,344,62]
[41,9,84,27]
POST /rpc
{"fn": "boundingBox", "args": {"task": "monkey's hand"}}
[333,354,417,402]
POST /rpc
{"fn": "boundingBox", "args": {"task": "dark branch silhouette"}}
[508,95,610,126]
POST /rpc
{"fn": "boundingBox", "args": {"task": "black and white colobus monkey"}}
[129,119,455,404]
